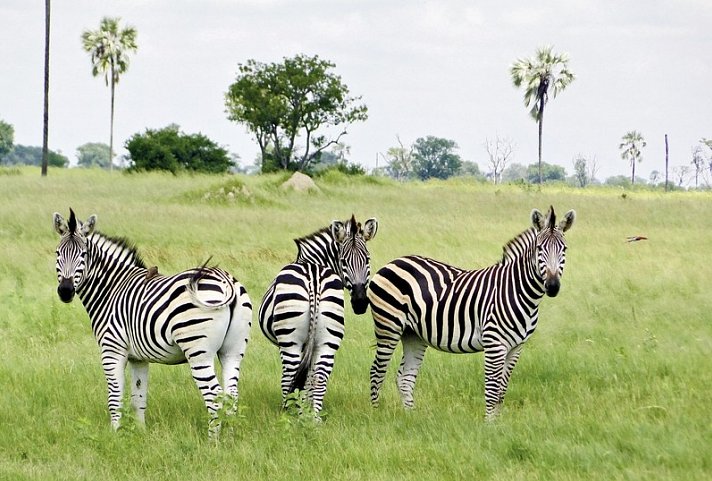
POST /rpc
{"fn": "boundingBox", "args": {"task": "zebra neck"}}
[295,230,342,278]
[522,246,546,301]
[76,233,147,318]
[502,229,546,302]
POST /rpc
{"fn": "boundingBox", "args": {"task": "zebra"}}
[52,209,252,436]
[368,206,575,420]
[258,215,378,417]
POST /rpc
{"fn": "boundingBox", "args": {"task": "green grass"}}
[1,167,710,480]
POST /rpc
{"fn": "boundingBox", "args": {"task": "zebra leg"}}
[483,344,508,421]
[308,341,338,417]
[184,350,223,437]
[498,345,523,406]
[396,332,428,409]
[129,360,149,425]
[370,335,400,408]
[217,295,252,414]
[101,352,128,430]
[279,344,304,405]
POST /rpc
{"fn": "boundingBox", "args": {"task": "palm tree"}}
[619,131,646,184]
[41,0,50,177]
[510,46,575,184]
[81,17,138,171]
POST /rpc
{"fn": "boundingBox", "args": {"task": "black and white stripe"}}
[53,209,252,436]
[259,215,378,416]
[368,206,575,419]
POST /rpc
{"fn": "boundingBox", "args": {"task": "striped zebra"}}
[368,206,575,419]
[259,215,378,417]
[52,209,252,436]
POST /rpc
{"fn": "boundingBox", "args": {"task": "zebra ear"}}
[558,210,575,232]
[331,220,346,242]
[53,212,69,236]
[363,218,378,241]
[80,214,97,236]
[531,209,545,231]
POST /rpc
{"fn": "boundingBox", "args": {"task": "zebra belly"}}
[407,313,485,354]
[128,344,186,364]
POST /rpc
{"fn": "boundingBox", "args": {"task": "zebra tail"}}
[288,273,319,394]
[187,257,236,310]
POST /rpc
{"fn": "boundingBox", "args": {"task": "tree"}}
[411,136,462,180]
[572,154,599,188]
[76,142,111,168]
[458,161,485,179]
[484,136,515,184]
[526,161,566,183]
[619,131,646,184]
[501,163,528,183]
[41,0,50,177]
[81,17,138,171]
[649,170,661,185]
[225,54,368,173]
[672,165,690,187]
[383,136,414,181]
[691,146,705,188]
[573,156,589,188]
[125,124,232,174]
[1,145,68,167]
[0,119,14,158]
[510,46,575,184]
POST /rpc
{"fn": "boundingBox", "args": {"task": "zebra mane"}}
[294,226,332,248]
[90,231,147,269]
[500,227,538,264]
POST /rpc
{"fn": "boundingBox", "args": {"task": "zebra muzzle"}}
[57,277,75,303]
[350,284,369,315]
[544,277,560,297]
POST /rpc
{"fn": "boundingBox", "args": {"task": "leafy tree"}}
[619,131,646,184]
[311,144,365,176]
[458,161,485,179]
[511,46,575,184]
[81,17,138,171]
[649,170,661,185]
[501,163,528,183]
[225,54,367,173]
[484,136,514,184]
[412,136,462,180]
[604,175,633,187]
[0,120,14,158]
[526,161,566,184]
[125,125,232,174]
[573,156,589,188]
[1,145,68,167]
[76,142,111,168]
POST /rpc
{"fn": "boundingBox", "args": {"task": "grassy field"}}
[0,167,710,480]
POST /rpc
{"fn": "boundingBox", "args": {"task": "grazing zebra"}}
[368,206,575,419]
[52,209,252,436]
[259,215,378,416]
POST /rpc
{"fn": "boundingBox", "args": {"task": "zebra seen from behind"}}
[53,209,252,437]
[368,206,575,420]
[259,215,378,417]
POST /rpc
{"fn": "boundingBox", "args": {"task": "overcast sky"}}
[2,0,711,180]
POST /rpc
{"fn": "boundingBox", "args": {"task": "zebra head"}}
[52,209,97,303]
[331,215,378,315]
[531,206,575,297]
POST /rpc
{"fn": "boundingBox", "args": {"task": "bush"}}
[125,125,233,174]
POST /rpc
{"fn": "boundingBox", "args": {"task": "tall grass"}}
[1,167,710,480]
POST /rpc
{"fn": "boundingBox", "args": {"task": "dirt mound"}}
[280,172,320,192]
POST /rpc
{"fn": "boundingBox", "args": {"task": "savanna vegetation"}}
[1,167,710,480]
